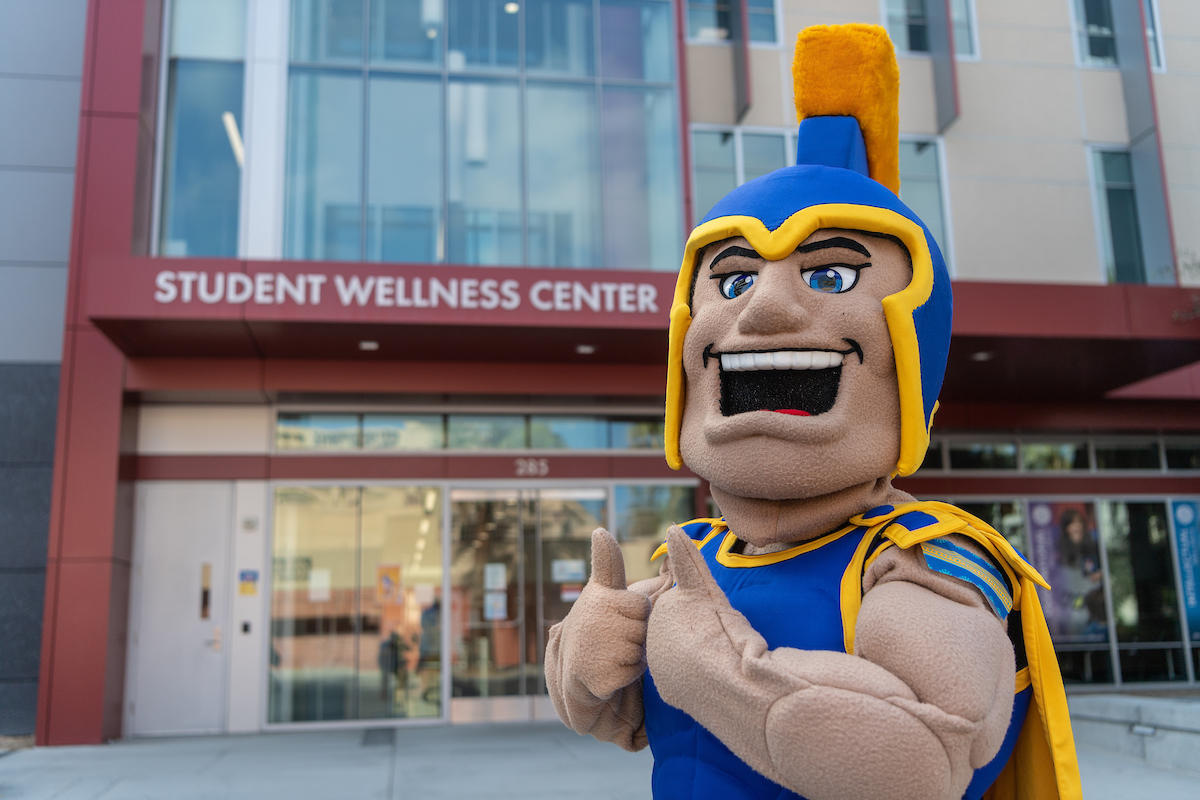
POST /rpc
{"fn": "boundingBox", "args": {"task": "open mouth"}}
[711,344,860,417]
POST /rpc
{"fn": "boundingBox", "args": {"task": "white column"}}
[226,480,271,733]
[240,0,290,259]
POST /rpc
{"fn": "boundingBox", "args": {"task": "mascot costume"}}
[546,23,1083,800]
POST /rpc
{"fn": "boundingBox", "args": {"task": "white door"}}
[127,482,233,736]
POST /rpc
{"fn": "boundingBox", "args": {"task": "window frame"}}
[897,134,956,276]
[1088,145,1148,285]
[1070,0,1120,69]
[688,123,793,224]
[685,0,782,48]
[1145,0,1166,72]
[878,0,980,60]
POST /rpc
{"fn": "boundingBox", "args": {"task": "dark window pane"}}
[1106,187,1146,283]
[688,3,730,41]
[1081,0,1117,64]
[957,501,1027,554]
[692,130,736,225]
[526,0,594,76]
[160,60,245,257]
[530,416,608,449]
[948,442,1017,470]
[742,133,787,181]
[362,414,445,450]
[610,419,664,450]
[887,0,929,53]
[600,0,673,82]
[1094,441,1160,470]
[368,75,442,263]
[1055,648,1113,684]
[447,0,519,69]
[1118,647,1187,682]
[284,69,364,260]
[292,0,365,63]
[1101,502,1183,652]
[370,0,442,66]
[917,440,943,471]
[277,413,361,450]
[447,415,527,448]
[1166,440,1200,470]
[1022,442,1089,471]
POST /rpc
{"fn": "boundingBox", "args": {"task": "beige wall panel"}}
[1162,146,1200,189]
[1078,69,1128,143]
[1172,187,1200,286]
[781,0,879,32]
[973,0,1073,29]
[1159,35,1200,72]
[686,45,736,124]
[1157,0,1200,35]
[897,57,937,135]
[975,23,1075,65]
[741,47,789,128]
[943,138,1090,183]
[138,405,273,454]
[1153,75,1200,145]
[949,180,1102,284]
[950,63,1080,139]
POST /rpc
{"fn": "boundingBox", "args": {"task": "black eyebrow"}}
[708,246,764,271]
[796,237,871,257]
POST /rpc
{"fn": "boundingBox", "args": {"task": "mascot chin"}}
[546,23,1082,800]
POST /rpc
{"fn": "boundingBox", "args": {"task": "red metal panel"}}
[951,282,1132,339]
[42,561,114,745]
[125,357,265,392]
[268,455,450,480]
[76,117,141,265]
[135,455,271,481]
[610,455,692,479]
[86,0,146,115]
[446,455,611,480]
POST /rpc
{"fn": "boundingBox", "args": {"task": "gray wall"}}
[0,0,87,735]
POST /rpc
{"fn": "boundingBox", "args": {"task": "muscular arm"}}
[646,527,1014,800]
[545,529,672,751]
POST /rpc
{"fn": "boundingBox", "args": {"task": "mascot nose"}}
[736,280,810,336]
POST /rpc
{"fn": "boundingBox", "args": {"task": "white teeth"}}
[718,350,847,372]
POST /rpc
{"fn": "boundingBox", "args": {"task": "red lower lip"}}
[773,409,812,416]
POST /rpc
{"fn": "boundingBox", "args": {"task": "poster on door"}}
[1026,501,1108,643]
[376,564,402,605]
[1172,500,1200,642]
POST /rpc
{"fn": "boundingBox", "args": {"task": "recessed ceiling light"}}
[359,340,380,351]
[971,351,995,362]
[576,344,596,355]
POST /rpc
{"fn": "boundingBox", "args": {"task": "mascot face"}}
[679,228,911,500]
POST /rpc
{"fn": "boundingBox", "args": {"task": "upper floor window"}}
[688,0,777,45]
[691,127,789,224]
[898,139,949,260]
[1144,0,1164,69]
[284,0,683,271]
[158,0,247,257]
[884,0,975,56]
[1092,150,1146,284]
[1075,0,1117,66]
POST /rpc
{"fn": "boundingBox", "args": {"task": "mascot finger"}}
[590,527,627,590]
[665,526,729,608]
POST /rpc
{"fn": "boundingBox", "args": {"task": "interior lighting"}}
[970,351,995,362]
[504,2,519,12]
[221,112,244,168]
[359,340,380,351]
[575,344,596,355]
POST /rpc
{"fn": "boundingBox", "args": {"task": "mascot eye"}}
[801,266,862,293]
[718,272,757,299]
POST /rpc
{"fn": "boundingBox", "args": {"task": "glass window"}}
[1075,0,1118,66]
[362,414,445,450]
[898,140,947,256]
[886,0,929,53]
[1094,150,1146,284]
[1144,0,1163,69]
[447,0,520,69]
[1022,442,1089,471]
[1166,438,1200,470]
[951,0,975,56]
[687,0,729,42]
[947,441,1017,470]
[957,501,1027,553]
[1100,501,1187,682]
[1094,439,1161,470]
[917,439,944,471]
[601,1,673,82]
[614,484,696,582]
[276,413,361,450]
[746,0,777,44]
[291,0,366,63]
[159,0,246,258]
[448,414,527,449]
[529,416,608,449]
[370,0,443,66]
[741,132,787,182]
[526,0,594,76]
[610,418,665,450]
[692,130,736,225]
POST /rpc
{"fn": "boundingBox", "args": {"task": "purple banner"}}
[1027,501,1109,643]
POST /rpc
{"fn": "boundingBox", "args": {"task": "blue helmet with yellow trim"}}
[664,24,952,478]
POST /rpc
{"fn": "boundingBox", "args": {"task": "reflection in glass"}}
[160,60,245,257]
[284,70,364,260]
[269,486,360,721]
[898,140,946,254]
[947,442,1017,470]
[369,75,442,262]
[610,419,665,450]
[1022,442,1089,471]
[526,0,594,76]
[447,79,522,265]
[692,130,736,225]
[1094,440,1160,470]
[529,416,607,449]
[370,0,442,66]
[917,440,944,471]
[526,84,601,267]
[1100,501,1186,682]
[448,0,520,69]
[886,0,929,53]
[362,414,445,450]
[956,501,1027,554]
[952,0,974,56]
[1094,150,1150,284]
[448,415,527,449]
[291,0,365,63]
[171,0,247,60]
[276,413,360,450]
[1166,439,1200,470]
[600,1,672,82]
[358,486,443,718]
[602,86,683,270]
[1027,501,1107,643]
[614,484,695,583]
[742,133,787,182]
[1075,0,1117,66]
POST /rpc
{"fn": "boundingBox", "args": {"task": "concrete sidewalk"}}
[1,722,1198,800]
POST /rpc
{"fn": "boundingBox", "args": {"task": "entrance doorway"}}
[448,488,605,721]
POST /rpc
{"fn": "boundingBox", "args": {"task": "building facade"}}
[19,0,1200,744]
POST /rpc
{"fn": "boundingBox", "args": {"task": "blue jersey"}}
[642,505,1032,800]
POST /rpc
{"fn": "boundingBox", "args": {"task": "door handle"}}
[205,626,223,652]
